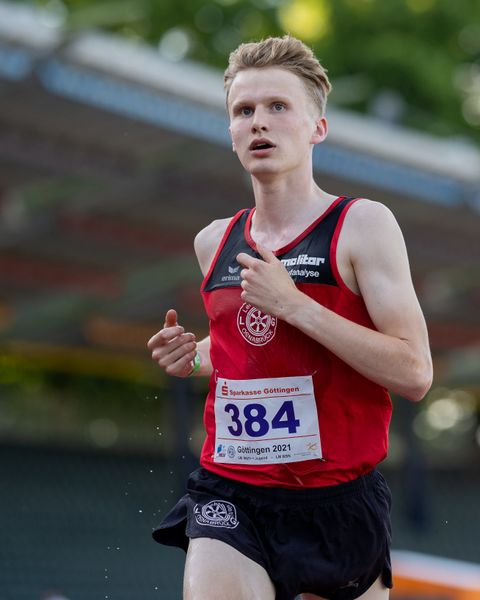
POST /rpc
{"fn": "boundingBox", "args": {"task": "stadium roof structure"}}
[0,0,479,386]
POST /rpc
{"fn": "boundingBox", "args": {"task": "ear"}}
[311,117,328,145]
[228,125,236,153]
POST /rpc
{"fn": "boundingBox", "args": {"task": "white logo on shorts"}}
[237,303,277,346]
[193,500,239,529]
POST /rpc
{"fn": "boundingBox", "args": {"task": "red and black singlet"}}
[199,196,392,488]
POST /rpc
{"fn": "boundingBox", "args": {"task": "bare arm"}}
[147,218,231,378]
[237,201,432,401]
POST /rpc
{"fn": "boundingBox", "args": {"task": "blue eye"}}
[241,107,253,116]
[273,103,285,111]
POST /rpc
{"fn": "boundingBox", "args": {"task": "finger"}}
[151,332,195,359]
[256,244,276,264]
[164,308,178,328]
[236,252,258,268]
[147,325,185,350]
[157,339,197,368]
[165,349,198,377]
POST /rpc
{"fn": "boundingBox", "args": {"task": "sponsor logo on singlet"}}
[280,253,325,267]
[221,264,241,283]
[193,500,239,529]
[237,303,277,346]
[281,253,325,280]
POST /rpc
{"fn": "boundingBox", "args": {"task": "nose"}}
[251,107,268,133]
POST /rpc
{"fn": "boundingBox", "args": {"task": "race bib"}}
[214,375,322,464]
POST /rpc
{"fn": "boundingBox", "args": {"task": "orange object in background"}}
[391,551,480,600]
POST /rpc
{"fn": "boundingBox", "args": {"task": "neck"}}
[250,165,334,244]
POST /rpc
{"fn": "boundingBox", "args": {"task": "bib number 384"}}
[214,375,322,465]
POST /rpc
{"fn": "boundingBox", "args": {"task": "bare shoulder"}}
[345,198,398,228]
[341,199,405,257]
[194,217,232,276]
[334,198,408,294]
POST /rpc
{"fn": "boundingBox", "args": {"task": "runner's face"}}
[227,67,326,177]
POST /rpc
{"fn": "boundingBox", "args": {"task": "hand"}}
[236,245,301,319]
[147,309,197,377]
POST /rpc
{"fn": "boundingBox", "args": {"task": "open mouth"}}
[249,139,275,151]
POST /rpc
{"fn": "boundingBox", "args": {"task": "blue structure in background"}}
[1,39,477,209]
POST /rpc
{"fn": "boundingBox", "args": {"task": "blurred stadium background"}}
[0,0,479,598]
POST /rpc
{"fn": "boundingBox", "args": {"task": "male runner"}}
[148,35,432,600]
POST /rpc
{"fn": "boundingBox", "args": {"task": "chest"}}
[203,206,348,293]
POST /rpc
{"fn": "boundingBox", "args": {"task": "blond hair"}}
[224,35,332,116]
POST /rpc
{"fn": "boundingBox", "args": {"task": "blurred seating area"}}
[0,443,185,599]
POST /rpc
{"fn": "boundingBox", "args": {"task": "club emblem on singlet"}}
[237,303,277,346]
[193,500,239,529]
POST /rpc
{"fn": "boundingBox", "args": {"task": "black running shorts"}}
[153,467,393,600]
